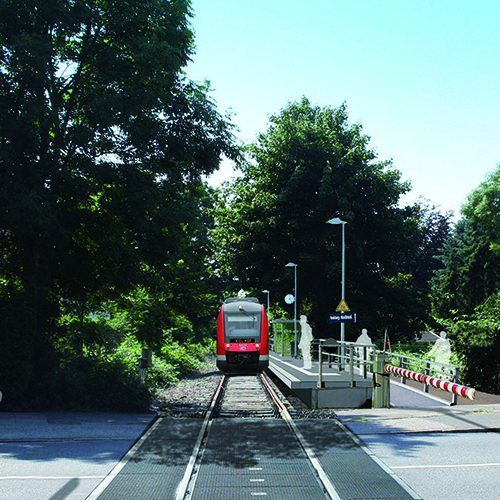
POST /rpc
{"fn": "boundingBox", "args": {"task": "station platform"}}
[269,352,456,409]
[268,352,373,409]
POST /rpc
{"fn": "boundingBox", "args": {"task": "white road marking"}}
[0,476,105,480]
[392,462,500,470]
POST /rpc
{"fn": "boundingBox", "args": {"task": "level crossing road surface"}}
[88,417,418,499]
[336,404,500,500]
[0,413,155,500]
[1,398,499,499]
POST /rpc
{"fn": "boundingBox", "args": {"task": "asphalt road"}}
[337,404,500,500]
[363,431,500,500]
[0,413,156,500]
[0,439,138,500]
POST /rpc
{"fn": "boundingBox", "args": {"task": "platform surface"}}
[269,352,372,389]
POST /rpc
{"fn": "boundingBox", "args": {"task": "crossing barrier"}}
[384,364,476,400]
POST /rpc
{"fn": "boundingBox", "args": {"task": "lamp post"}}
[262,289,270,316]
[285,262,297,356]
[326,217,347,362]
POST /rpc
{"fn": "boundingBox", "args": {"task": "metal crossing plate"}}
[295,419,418,499]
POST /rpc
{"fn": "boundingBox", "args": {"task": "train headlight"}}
[256,343,260,349]
[225,343,230,350]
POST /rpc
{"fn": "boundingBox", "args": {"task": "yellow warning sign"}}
[336,299,350,312]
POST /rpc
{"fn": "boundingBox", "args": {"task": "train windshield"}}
[225,310,261,340]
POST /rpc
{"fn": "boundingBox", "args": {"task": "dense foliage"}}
[0,0,235,409]
[212,99,449,341]
[432,219,500,318]
[448,293,500,394]
[431,167,500,393]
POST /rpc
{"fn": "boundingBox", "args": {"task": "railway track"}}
[90,371,419,500]
[175,373,340,500]
[215,373,281,418]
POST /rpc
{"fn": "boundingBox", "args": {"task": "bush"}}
[58,356,151,412]
[0,293,36,409]
[449,319,500,394]
[146,357,180,389]
[160,337,214,377]
[446,292,500,394]
[0,308,216,411]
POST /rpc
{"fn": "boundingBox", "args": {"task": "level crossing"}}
[88,417,419,500]
[0,347,487,499]
[2,374,498,499]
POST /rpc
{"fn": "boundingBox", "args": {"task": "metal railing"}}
[270,325,462,405]
[270,320,298,357]
[315,340,461,405]
[316,340,375,388]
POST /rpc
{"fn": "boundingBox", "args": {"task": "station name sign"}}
[329,313,356,323]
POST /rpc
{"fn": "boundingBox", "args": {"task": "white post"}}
[262,289,270,316]
[293,265,297,356]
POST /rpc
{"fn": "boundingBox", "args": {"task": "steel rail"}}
[175,374,226,500]
[178,372,342,500]
[260,372,341,500]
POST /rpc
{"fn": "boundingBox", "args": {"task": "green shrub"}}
[449,319,500,394]
[146,357,179,389]
[57,356,151,411]
[0,293,36,410]
[1,300,216,410]
[161,340,201,375]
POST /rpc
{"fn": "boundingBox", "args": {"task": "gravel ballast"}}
[153,356,338,419]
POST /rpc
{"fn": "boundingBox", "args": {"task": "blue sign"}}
[329,313,356,323]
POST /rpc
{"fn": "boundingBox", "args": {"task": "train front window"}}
[225,311,261,342]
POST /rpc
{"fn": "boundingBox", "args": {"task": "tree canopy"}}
[462,167,500,254]
[212,98,433,340]
[0,0,237,405]
[432,165,500,320]
[430,165,500,393]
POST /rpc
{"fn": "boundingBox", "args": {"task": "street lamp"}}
[326,217,347,362]
[262,290,270,316]
[285,262,297,357]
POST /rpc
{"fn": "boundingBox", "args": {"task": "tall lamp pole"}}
[326,218,347,362]
[285,262,297,356]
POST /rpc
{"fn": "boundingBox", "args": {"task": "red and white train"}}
[216,297,269,373]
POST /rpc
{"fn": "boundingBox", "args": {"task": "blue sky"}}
[186,0,499,218]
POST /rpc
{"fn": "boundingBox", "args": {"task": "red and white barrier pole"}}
[384,364,476,400]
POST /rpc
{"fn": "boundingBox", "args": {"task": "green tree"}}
[431,166,500,394]
[213,98,425,340]
[400,199,453,292]
[462,166,500,253]
[432,167,500,320]
[431,219,500,319]
[449,292,500,394]
[0,0,236,403]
